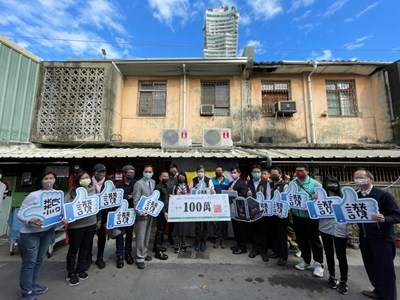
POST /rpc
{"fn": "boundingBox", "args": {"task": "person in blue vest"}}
[189,165,215,252]
[291,163,324,278]
[211,166,231,249]
[354,168,400,300]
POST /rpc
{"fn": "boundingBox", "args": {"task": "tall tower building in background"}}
[203,6,239,58]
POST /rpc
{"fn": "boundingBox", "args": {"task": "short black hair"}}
[34,171,58,190]
[270,166,282,174]
[250,164,262,172]
[230,166,241,173]
[295,163,309,172]
[169,163,178,169]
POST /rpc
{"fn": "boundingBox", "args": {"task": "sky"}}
[0,0,399,62]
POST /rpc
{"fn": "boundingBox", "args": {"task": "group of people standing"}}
[15,162,400,300]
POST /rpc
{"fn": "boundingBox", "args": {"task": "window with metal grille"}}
[138,81,166,116]
[261,80,291,116]
[201,80,230,116]
[325,80,357,116]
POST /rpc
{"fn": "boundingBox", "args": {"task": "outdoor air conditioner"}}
[200,104,214,116]
[271,100,297,116]
[202,128,233,148]
[161,129,191,148]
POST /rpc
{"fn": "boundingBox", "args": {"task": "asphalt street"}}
[0,229,399,300]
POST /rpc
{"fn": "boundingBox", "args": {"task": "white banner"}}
[168,194,231,222]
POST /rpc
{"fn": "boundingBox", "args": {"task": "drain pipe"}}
[307,61,318,144]
[183,64,187,129]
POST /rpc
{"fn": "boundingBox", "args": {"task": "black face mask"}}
[169,171,176,177]
[178,178,185,183]
[327,184,339,192]
[215,171,222,177]
[162,179,169,184]
[270,175,280,182]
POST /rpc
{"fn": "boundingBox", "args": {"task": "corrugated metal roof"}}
[0,145,399,160]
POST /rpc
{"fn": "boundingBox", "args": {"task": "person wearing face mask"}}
[166,164,179,245]
[353,169,400,300]
[171,172,191,253]
[268,167,289,266]
[152,171,170,260]
[86,164,110,271]
[291,163,324,278]
[114,165,137,269]
[133,165,156,269]
[228,166,249,255]
[64,172,97,286]
[189,165,215,252]
[211,166,231,249]
[246,164,269,261]
[261,169,270,181]
[318,175,348,295]
[17,172,58,300]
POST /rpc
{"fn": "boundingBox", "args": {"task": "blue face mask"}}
[127,174,135,180]
[252,172,261,180]
[143,172,153,180]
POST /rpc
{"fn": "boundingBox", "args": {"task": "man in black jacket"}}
[229,166,249,255]
[153,171,169,260]
[355,169,400,300]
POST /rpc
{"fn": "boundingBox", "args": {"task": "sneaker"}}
[78,272,89,280]
[295,258,312,271]
[327,276,337,289]
[32,284,48,295]
[337,280,348,295]
[95,258,106,269]
[21,291,37,300]
[181,242,187,252]
[66,274,79,286]
[313,262,324,277]
[174,243,180,253]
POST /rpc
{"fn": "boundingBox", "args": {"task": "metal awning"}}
[0,145,399,161]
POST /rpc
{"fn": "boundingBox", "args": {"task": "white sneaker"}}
[313,262,324,277]
[295,258,311,271]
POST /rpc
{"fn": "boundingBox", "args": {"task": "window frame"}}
[200,80,230,116]
[325,80,358,117]
[137,80,167,117]
[261,80,292,116]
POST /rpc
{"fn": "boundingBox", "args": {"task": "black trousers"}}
[360,237,397,300]
[213,221,228,240]
[195,222,209,243]
[232,219,249,249]
[320,232,348,281]
[87,220,106,262]
[67,225,96,275]
[153,214,166,252]
[292,215,323,264]
[270,216,288,260]
[251,217,268,251]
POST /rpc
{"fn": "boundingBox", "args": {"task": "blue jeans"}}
[19,229,54,294]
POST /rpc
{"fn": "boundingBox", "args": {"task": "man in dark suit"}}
[229,166,249,255]
[355,168,400,300]
[246,164,270,261]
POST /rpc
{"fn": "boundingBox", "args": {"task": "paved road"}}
[0,234,399,300]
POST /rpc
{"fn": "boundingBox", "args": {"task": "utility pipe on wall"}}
[307,61,318,144]
[182,64,187,129]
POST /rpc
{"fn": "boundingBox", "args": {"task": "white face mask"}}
[354,178,369,186]
[197,172,204,178]
[42,179,55,189]
[79,178,91,188]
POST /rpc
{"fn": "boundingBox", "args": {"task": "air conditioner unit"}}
[202,128,233,148]
[271,100,297,116]
[161,129,191,148]
[200,104,214,116]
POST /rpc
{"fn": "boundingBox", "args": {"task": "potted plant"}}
[347,224,359,249]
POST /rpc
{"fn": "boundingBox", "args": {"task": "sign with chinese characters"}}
[98,180,123,209]
[106,199,136,229]
[22,190,64,227]
[307,187,342,219]
[332,187,379,223]
[168,194,230,222]
[281,182,309,209]
[64,187,100,223]
[271,190,289,218]
[191,180,212,195]
[135,190,164,217]
[256,191,274,217]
